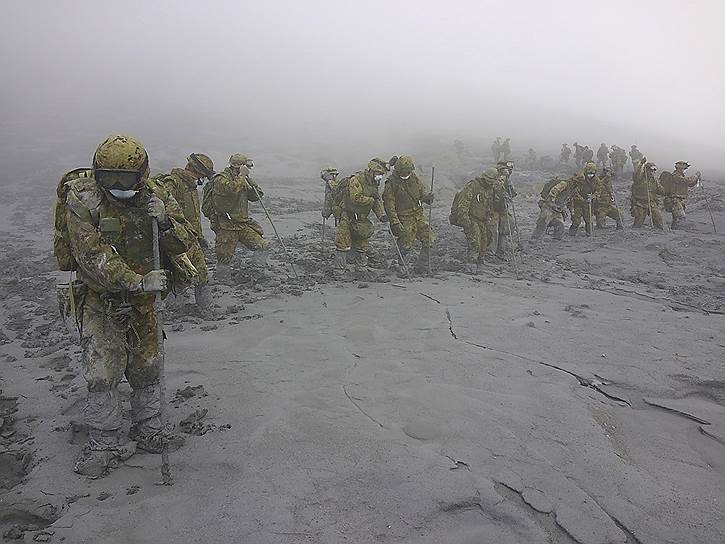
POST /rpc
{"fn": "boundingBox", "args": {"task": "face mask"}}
[109,189,139,200]
[400,174,411,180]
[374,174,384,182]
[586,173,595,179]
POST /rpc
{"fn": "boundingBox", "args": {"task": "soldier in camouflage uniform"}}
[531,177,574,241]
[383,155,435,273]
[568,161,598,236]
[573,142,585,168]
[609,146,627,178]
[629,145,643,168]
[582,146,594,165]
[156,153,215,313]
[593,166,623,229]
[630,158,665,229]
[494,160,516,260]
[596,143,609,167]
[63,135,193,477]
[209,154,268,282]
[661,161,700,229]
[560,144,572,164]
[453,167,506,270]
[333,160,388,273]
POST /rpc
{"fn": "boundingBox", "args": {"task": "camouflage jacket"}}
[664,170,698,199]
[211,166,263,229]
[342,170,384,221]
[593,175,615,206]
[65,177,192,303]
[157,168,202,237]
[569,173,598,207]
[631,162,664,203]
[383,172,432,224]
[456,177,506,223]
[540,180,573,211]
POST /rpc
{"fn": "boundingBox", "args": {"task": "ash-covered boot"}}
[251,249,269,268]
[214,263,231,285]
[129,382,184,454]
[194,283,216,318]
[414,246,431,273]
[333,249,348,276]
[353,248,368,267]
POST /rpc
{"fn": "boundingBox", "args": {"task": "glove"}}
[422,192,434,204]
[507,184,517,198]
[198,237,209,249]
[321,209,331,219]
[390,222,403,237]
[379,214,389,223]
[147,195,168,225]
[141,270,169,292]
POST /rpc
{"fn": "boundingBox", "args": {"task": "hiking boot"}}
[130,419,185,454]
[74,429,136,479]
[251,249,269,268]
[194,284,217,318]
[333,250,348,276]
[214,263,231,285]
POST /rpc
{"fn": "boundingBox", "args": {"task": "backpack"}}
[53,168,92,271]
[449,188,467,227]
[540,177,562,199]
[201,178,216,220]
[330,175,353,218]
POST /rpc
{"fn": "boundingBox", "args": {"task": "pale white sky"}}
[1,0,723,169]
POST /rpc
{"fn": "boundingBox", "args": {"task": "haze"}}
[1,0,723,176]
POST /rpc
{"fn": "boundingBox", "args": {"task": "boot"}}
[251,249,269,268]
[214,263,231,284]
[74,428,136,478]
[568,225,578,236]
[396,247,410,277]
[194,284,216,318]
[552,222,565,240]
[414,246,430,273]
[615,218,623,230]
[353,249,368,267]
[495,234,510,261]
[130,417,185,454]
[333,249,347,276]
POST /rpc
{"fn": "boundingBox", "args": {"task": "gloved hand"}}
[141,270,169,292]
[390,222,403,237]
[147,195,168,225]
[198,237,209,249]
[379,214,389,223]
[422,192,434,204]
[321,209,331,219]
[507,185,517,198]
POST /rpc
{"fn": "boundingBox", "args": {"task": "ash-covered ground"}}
[1,148,724,543]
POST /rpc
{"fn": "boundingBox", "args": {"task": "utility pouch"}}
[57,277,87,343]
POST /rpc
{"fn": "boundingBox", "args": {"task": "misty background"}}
[1,0,723,182]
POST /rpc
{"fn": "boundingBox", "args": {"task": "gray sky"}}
[1,0,724,172]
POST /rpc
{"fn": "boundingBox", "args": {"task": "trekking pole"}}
[509,197,521,246]
[427,165,435,276]
[250,184,299,279]
[389,226,410,277]
[645,176,654,229]
[321,217,326,258]
[699,178,717,233]
[588,196,594,238]
[504,201,521,280]
[151,219,173,486]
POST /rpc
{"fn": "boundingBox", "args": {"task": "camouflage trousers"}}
[571,203,593,230]
[187,241,209,285]
[631,199,663,228]
[532,203,565,240]
[594,202,623,227]
[463,218,496,259]
[396,212,436,250]
[79,290,161,431]
[214,220,269,264]
[668,196,687,222]
[335,214,374,252]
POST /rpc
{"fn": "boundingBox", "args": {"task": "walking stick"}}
[645,175,654,229]
[504,200,521,280]
[389,226,409,277]
[588,195,594,238]
[321,217,326,258]
[250,184,299,278]
[428,165,435,276]
[151,219,172,486]
[699,178,717,233]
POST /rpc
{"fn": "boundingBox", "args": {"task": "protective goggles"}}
[95,168,144,190]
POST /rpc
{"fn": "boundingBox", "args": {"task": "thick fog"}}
[1,0,724,175]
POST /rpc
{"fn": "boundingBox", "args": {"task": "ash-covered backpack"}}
[449,188,467,227]
[201,178,216,220]
[540,176,562,200]
[53,168,92,271]
[330,174,353,218]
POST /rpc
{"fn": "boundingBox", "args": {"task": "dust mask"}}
[109,189,139,200]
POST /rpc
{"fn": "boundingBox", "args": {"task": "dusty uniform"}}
[593,175,623,228]
[573,144,585,167]
[629,147,643,167]
[569,174,598,233]
[335,171,385,253]
[610,148,627,177]
[456,175,506,260]
[383,172,435,250]
[630,160,664,228]
[210,166,268,264]
[322,178,342,222]
[532,179,572,240]
[596,145,609,167]
[662,169,698,226]
[560,145,571,163]
[157,168,208,284]
[65,177,192,437]
[582,148,594,164]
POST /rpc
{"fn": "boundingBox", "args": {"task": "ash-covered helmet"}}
[321,167,339,181]
[187,153,215,178]
[370,157,389,172]
[480,166,500,182]
[393,155,414,176]
[93,134,149,191]
[675,161,690,169]
[584,161,597,173]
[497,160,514,172]
[367,159,388,176]
[645,162,657,172]
[388,155,398,168]
[230,153,252,167]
